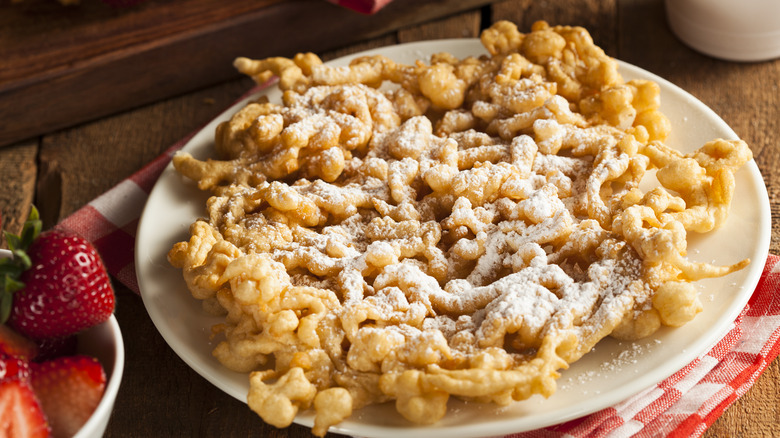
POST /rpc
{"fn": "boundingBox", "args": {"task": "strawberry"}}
[0,353,51,438]
[0,206,115,341]
[0,324,39,360]
[30,355,106,438]
[0,323,80,362]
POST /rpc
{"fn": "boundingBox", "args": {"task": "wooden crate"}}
[0,0,494,147]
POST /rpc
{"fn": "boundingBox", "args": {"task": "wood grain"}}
[35,78,253,224]
[397,8,482,41]
[0,0,285,82]
[0,0,499,148]
[0,141,37,246]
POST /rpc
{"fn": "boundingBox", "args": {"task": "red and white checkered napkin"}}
[55,131,780,437]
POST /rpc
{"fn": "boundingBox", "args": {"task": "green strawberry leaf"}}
[0,205,41,325]
[4,231,21,252]
[19,214,41,250]
[4,274,24,294]
[0,293,11,324]
[0,260,23,278]
[11,249,31,271]
[27,205,40,222]
[0,284,17,324]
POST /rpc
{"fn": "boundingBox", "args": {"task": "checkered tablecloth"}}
[54,89,780,437]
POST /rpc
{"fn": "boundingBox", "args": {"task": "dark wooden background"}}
[1,0,778,436]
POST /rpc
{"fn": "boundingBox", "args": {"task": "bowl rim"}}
[73,314,125,438]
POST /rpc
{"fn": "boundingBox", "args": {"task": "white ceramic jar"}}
[665,0,780,62]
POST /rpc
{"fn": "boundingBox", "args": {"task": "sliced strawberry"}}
[0,381,51,438]
[0,324,39,360]
[1,352,31,382]
[0,354,51,438]
[30,355,106,438]
[1,206,115,341]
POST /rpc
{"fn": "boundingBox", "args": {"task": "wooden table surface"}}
[2,0,778,436]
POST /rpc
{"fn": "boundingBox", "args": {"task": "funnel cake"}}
[167,20,751,436]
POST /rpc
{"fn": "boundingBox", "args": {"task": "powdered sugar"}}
[204,82,658,361]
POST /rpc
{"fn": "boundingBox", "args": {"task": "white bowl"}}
[0,249,124,437]
[665,0,780,61]
[73,314,124,438]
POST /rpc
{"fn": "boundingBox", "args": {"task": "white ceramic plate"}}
[136,39,771,438]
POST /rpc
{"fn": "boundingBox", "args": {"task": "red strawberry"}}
[0,324,39,360]
[31,355,106,438]
[1,206,115,341]
[0,353,51,438]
